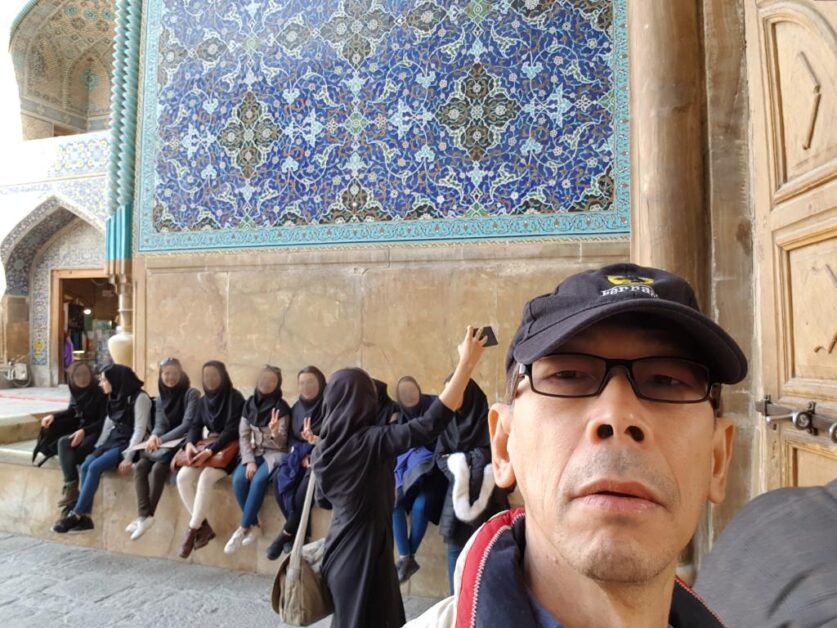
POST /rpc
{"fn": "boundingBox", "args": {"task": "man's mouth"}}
[574,480,664,513]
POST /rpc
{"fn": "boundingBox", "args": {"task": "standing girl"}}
[310,328,486,628]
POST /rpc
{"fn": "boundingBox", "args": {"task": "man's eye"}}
[651,375,683,386]
[551,370,583,380]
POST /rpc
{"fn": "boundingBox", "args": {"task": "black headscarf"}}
[243,366,287,427]
[291,366,327,440]
[395,375,436,424]
[68,362,105,419]
[102,364,144,428]
[157,358,191,426]
[197,360,239,433]
[373,379,399,426]
[313,368,378,499]
[435,378,490,454]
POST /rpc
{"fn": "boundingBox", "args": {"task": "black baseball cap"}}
[506,263,748,384]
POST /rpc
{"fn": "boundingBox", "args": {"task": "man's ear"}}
[708,417,735,504]
[489,402,516,490]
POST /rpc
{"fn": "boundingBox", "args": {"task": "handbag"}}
[171,436,239,470]
[272,470,333,625]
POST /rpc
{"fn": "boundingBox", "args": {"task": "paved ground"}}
[0,534,438,627]
[0,386,69,418]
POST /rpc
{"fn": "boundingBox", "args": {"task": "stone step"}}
[0,416,42,445]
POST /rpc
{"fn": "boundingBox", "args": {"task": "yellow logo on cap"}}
[607,275,654,286]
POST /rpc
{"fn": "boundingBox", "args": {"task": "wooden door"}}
[746,0,837,490]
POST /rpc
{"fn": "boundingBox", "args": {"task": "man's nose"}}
[585,369,650,445]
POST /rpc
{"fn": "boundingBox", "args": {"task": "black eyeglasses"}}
[519,353,715,404]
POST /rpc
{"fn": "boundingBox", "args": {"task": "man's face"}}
[491,321,734,585]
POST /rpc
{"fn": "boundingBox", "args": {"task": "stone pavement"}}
[0,386,69,419]
[0,533,439,627]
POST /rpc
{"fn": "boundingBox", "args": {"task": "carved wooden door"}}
[745,0,837,489]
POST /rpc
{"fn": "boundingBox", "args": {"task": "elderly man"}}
[409,263,746,627]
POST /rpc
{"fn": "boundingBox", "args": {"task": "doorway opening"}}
[53,272,118,384]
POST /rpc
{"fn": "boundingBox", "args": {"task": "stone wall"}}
[134,240,629,402]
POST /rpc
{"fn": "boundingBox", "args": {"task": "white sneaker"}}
[242,526,261,546]
[130,516,155,541]
[125,518,142,534]
[224,528,246,555]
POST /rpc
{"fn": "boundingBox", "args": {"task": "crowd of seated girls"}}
[35,357,506,588]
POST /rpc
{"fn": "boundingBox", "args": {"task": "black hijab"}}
[373,379,399,426]
[198,360,239,432]
[291,366,327,439]
[435,378,490,454]
[395,375,436,423]
[243,366,286,427]
[102,364,144,426]
[157,358,191,426]
[313,368,378,498]
[68,362,104,418]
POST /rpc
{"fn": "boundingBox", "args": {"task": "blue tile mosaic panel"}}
[136,0,629,251]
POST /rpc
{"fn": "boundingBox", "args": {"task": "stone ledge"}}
[0,444,452,599]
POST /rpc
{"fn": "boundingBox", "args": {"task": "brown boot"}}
[193,519,216,550]
[179,526,200,559]
[57,482,79,508]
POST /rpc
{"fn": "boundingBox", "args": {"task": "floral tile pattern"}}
[137,0,629,251]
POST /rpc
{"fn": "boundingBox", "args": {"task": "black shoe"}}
[68,514,94,534]
[266,533,286,561]
[52,511,93,534]
[398,555,420,583]
[282,540,294,554]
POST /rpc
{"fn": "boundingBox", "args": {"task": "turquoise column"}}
[105,0,144,366]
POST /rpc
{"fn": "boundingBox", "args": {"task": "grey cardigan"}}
[152,387,201,443]
[239,414,289,474]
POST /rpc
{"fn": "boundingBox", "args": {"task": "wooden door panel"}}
[749,0,837,491]
[764,9,837,190]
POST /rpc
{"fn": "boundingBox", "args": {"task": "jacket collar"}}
[453,508,725,628]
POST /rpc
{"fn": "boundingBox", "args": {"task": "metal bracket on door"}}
[758,397,837,444]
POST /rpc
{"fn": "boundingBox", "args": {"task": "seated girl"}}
[36,362,106,513]
[392,375,442,583]
[267,366,326,560]
[127,357,200,540]
[225,365,291,554]
[52,364,151,533]
[175,360,245,558]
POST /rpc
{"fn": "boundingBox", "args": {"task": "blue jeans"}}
[75,447,122,515]
[447,542,465,595]
[232,457,271,528]
[392,491,429,557]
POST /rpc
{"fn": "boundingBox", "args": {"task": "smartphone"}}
[477,325,499,347]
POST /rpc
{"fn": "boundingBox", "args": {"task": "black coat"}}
[313,368,455,628]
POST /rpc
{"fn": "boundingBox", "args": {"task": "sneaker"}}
[52,511,81,534]
[130,516,155,541]
[125,518,142,534]
[242,526,261,546]
[398,555,420,583]
[53,512,94,534]
[266,533,286,561]
[224,528,246,555]
[68,514,94,534]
